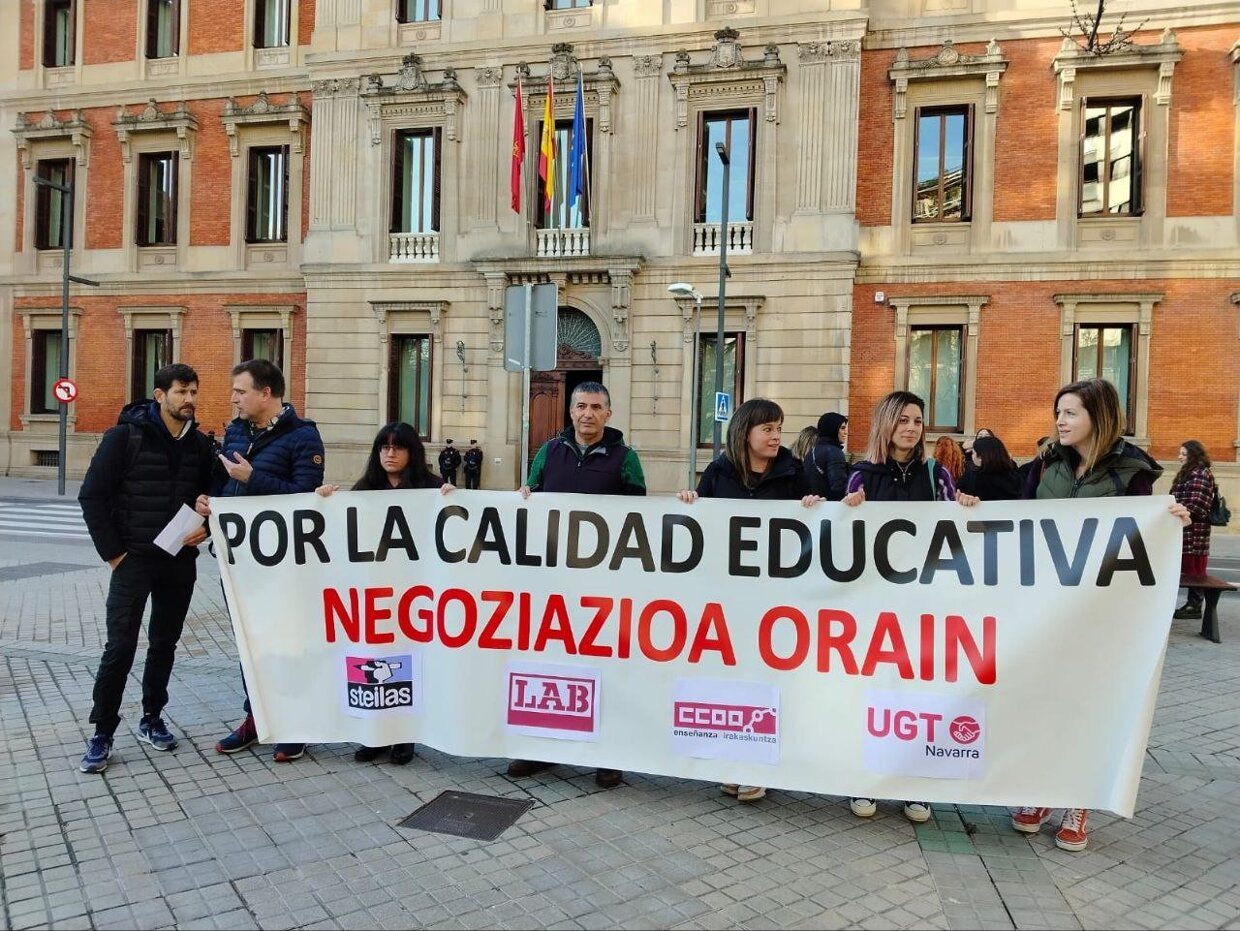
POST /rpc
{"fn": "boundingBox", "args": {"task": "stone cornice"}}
[887,294,990,309]
[12,109,93,169]
[511,45,621,134]
[220,92,309,157]
[667,28,786,129]
[1052,292,1164,306]
[889,40,1008,118]
[1052,29,1183,109]
[113,99,198,163]
[360,53,467,143]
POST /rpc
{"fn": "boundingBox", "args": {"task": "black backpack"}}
[1209,489,1231,527]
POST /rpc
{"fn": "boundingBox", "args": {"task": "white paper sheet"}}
[153,504,205,556]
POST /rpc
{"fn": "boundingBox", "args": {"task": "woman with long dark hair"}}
[807,412,849,500]
[1010,379,1189,851]
[956,435,1022,500]
[1170,440,1218,620]
[316,422,453,765]
[678,397,820,802]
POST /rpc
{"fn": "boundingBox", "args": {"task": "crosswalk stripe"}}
[0,520,88,532]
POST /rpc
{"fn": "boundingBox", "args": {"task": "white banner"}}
[210,490,1181,816]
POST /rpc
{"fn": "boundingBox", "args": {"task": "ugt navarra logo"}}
[345,654,414,711]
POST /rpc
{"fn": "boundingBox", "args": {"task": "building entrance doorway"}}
[528,308,603,458]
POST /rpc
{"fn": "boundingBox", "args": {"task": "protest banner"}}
[210,491,1180,816]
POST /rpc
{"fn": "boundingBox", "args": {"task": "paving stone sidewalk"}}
[2,524,1239,931]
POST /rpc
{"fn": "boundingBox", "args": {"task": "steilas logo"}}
[345,654,414,712]
[507,672,596,734]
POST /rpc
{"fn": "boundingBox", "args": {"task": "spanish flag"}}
[538,75,556,214]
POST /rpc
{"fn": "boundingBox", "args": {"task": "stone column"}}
[472,67,503,229]
[631,55,662,223]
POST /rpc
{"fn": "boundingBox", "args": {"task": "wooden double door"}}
[528,345,602,457]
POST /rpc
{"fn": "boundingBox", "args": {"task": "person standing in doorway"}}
[199,359,325,764]
[438,439,462,487]
[77,364,220,774]
[463,439,484,489]
[508,381,646,788]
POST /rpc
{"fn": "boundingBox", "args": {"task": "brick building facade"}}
[0,1,1237,501]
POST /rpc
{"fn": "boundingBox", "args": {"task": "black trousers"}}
[443,468,458,486]
[464,470,480,490]
[89,552,197,736]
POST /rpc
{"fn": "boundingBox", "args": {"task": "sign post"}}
[504,283,558,484]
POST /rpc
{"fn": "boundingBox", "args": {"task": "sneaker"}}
[1055,808,1089,851]
[903,801,932,823]
[736,785,766,803]
[595,768,623,789]
[850,797,877,818]
[354,745,386,763]
[390,744,416,765]
[215,715,258,754]
[273,743,305,762]
[79,734,113,774]
[1172,604,1202,620]
[506,759,555,778]
[720,783,739,796]
[1011,806,1053,833]
[137,715,177,752]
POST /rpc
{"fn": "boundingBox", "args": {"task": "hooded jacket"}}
[806,412,849,500]
[526,426,646,496]
[845,456,957,503]
[697,447,810,501]
[1030,439,1161,500]
[216,403,325,498]
[78,400,219,562]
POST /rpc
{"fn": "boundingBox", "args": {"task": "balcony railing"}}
[536,226,591,258]
[692,221,754,256]
[389,231,440,263]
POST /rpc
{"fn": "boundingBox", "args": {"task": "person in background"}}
[438,439,462,487]
[842,390,978,823]
[677,397,820,803]
[316,422,453,765]
[1011,378,1189,852]
[1170,440,1218,620]
[806,412,849,501]
[462,439,484,489]
[790,425,818,463]
[933,435,966,483]
[957,435,1022,501]
[1016,435,1052,487]
[961,427,996,471]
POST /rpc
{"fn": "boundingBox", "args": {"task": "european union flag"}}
[568,69,587,212]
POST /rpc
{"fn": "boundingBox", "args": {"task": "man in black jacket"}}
[438,439,462,486]
[77,364,220,774]
[462,440,484,489]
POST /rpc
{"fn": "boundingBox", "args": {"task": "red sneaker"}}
[1055,808,1089,851]
[1011,806,1053,833]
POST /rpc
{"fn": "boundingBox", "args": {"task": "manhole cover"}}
[398,791,534,842]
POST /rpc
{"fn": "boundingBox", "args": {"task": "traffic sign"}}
[52,378,78,404]
[714,391,732,422]
[503,283,559,373]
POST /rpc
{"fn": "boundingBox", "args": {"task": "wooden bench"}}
[1179,574,1239,644]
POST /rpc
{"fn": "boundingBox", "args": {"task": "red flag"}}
[511,76,526,214]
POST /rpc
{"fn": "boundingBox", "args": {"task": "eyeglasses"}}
[380,445,405,454]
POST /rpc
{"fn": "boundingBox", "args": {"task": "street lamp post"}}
[32,172,99,496]
[712,141,731,462]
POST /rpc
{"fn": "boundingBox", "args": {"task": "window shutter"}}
[136,157,150,245]
[42,3,55,66]
[1077,95,1089,215]
[963,105,975,221]
[253,0,265,47]
[693,111,706,223]
[145,0,159,57]
[31,333,46,413]
[431,127,442,233]
[167,154,179,244]
[66,0,75,64]
[390,132,406,233]
[387,337,402,422]
[245,150,259,242]
[1134,97,1146,216]
[169,0,181,56]
[746,106,757,221]
[35,167,49,249]
[280,145,290,242]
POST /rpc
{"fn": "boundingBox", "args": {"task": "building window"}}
[145,0,179,58]
[694,109,756,224]
[1081,98,1141,216]
[43,0,74,67]
[1074,324,1135,430]
[696,333,744,447]
[389,335,432,438]
[242,328,284,369]
[391,129,441,234]
[35,158,73,251]
[907,326,963,433]
[397,0,441,22]
[246,146,288,243]
[913,106,972,222]
[545,0,591,8]
[131,329,171,400]
[254,0,290,48]
[137,152,177,246]
[537,119,591,229]
[31,331,63,415]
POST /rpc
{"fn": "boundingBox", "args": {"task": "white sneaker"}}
[850,797,877,817]
[903,801,932,823]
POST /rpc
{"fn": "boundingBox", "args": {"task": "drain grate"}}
[398,791,534,842]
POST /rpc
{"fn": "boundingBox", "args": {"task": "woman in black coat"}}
[677,398,820,802]
[956,436,1022,501]
[805,412,849,500]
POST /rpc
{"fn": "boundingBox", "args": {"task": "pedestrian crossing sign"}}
[714,392,732,423]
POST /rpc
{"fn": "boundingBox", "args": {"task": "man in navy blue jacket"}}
[196,359,324,762]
